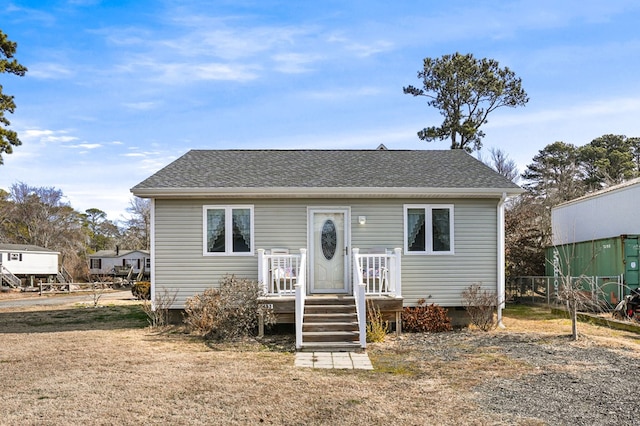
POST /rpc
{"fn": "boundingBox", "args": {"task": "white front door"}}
[309,208,349,294]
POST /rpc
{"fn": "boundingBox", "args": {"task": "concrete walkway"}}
[294,352,373,370]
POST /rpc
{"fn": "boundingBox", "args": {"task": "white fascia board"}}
[0,248,60,255]
[131,186,524,199]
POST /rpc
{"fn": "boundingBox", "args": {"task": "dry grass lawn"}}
[0,296,639,425]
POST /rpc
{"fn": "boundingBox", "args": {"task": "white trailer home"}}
[88,249,150,279]
[0,244,60,287]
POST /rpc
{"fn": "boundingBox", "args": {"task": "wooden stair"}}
[1,265,21,288]
[300,296,362,352]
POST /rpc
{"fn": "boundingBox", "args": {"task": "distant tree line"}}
[0,182,150,280]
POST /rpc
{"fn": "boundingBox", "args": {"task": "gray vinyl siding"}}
[153,198,499,308]
[401,199,498,306]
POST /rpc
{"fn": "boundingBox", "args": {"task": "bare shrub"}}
[366,299,389,343]
[401,299,451,333]
[183,275,275,340]
[461,284,498,332]
[142,288,177,328]
[183,288,220,335]
[90,282,107,307]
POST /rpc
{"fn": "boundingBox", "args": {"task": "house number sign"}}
[321,219,337,260]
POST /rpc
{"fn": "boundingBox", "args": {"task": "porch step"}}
[301,296,362,352]
[304,296,355,305]
[298,341,363,353]
[304,304,356,315]
[303,322,359,332]
[302,330,359,342]
[304,313,357,323]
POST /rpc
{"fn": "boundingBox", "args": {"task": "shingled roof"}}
[131,149,522,198]
[0,244,57,253]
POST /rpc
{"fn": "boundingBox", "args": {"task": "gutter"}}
[496,192,507,328]
[131,186,524,199]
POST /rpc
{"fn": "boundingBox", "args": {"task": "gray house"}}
[132,149,522,350]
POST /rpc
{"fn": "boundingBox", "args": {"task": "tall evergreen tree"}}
[0,29,27,164]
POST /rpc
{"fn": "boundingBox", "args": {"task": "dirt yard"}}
[0,295,639,425]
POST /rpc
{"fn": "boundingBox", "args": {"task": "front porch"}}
[257,248,404,351]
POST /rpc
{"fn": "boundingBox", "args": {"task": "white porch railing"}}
[352,248,368,349]
[353,248,402,297]
[294,249,307,350]
[257,249,306,296]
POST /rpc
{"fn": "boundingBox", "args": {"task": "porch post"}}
[352,247,360,290]
[295,248,307,350]
[393,248,402,297]
[257,249,268,295]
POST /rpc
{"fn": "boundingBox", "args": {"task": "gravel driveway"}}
[385,330,640,425]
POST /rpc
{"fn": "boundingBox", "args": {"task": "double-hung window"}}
[404,204,454,255]
[203,205,254,256]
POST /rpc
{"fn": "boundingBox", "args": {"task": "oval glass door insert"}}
[321,219,337,260]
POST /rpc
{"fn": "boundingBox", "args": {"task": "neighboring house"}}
[131,149,522,350]
[88,248,150,279]
[0,244,60,287]
[548,178,640,302]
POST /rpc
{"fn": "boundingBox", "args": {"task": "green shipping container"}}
[545,235,640,303]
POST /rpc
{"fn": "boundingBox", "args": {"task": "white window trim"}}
[404,204,455,255]
[202,205,255,256]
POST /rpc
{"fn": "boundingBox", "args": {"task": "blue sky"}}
[2,0,640,221]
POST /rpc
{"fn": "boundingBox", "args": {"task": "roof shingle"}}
[131,149,521,195]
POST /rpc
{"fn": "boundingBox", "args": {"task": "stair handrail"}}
[294,248,307,350]
[1,265,21,288]
[57,265,73,283]
[352,248,367,349]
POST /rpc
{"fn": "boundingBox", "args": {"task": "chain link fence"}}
[506,275,624,311]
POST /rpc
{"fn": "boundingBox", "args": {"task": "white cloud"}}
[65,143,102,150]
[272,53,321,74]
[27,62,74,79]
[123,101,160,111]
[327,34,393,58]
[303,86,383,101]
[21,129,79,143]
[486,97,640,129]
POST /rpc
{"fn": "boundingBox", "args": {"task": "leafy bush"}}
[183,275,275,340]
[401,299,451,333]
[131,281,150,300]
[461,283,498,332]
[366,299,389,343]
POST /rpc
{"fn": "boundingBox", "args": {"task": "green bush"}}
[401,299,451,333]
[183,275,275,341]
[131,281,150,300]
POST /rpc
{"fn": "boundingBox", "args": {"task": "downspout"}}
[150,198,156,310]
[497,192,507,328]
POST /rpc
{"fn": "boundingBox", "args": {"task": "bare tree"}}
[120,197,151,250]
[488,147,519,182]
[2,183,86,280]
[550,242,606,341]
